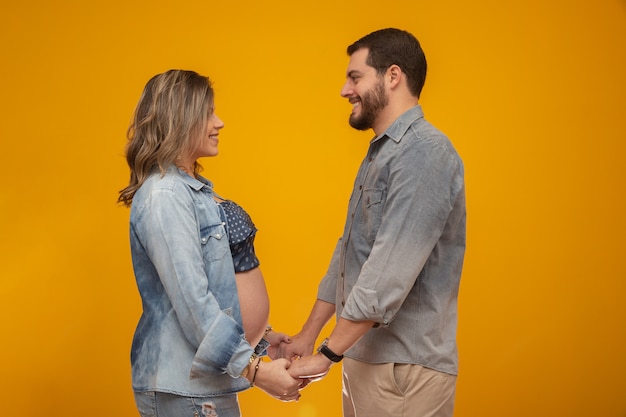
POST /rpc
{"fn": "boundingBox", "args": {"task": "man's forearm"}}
[299,299,336,338]
[325,317,376,356]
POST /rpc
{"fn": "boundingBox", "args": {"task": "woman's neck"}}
[177,159,195,177]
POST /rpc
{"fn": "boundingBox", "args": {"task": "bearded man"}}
[285,28,466,417]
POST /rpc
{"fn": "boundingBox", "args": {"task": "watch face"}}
[317,338,327,353]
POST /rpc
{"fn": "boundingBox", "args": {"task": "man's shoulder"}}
[402,121,463,168]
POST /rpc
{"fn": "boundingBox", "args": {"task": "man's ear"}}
[387,64,402,88]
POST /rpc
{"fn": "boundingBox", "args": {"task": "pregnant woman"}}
[118,69,300,417]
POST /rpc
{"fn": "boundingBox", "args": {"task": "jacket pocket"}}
[200,222,229,262]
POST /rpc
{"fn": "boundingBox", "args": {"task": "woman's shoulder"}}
[133,169,194,204]
[136,170,176,193]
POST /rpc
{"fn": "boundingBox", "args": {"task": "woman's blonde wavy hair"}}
[118,70,214,206]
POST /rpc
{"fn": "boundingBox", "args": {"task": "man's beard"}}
[349,80,388,131]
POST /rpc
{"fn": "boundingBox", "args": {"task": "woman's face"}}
[192,112,225,159]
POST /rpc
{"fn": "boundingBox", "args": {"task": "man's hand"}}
[275,299,335,360]
[287,354,333,382]
[275,331,317,360]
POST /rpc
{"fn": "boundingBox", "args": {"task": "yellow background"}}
[1,0,625,416]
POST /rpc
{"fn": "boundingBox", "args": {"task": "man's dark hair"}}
[347,28,427,98]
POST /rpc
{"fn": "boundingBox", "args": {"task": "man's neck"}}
[372,99,419,136]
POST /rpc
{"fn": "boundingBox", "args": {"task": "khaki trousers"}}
[342,358,457,417]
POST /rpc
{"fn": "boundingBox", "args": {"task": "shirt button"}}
[215,234,221,238]
[359,185,362,190]
[201,238,207,242]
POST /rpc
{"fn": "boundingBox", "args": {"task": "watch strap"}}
[318,338,343,363]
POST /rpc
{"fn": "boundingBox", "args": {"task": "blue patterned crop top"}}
[218,200,260,272]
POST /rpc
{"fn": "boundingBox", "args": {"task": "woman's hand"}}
[265,329,292,360]
[251,358,303,402]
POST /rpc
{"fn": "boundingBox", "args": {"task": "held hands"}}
[287,353,332,382]
[249,358,303,402]
[251,328,334,402]
[277,331,333,386]
[265,329,292,360]
[275,331,317,361]
[262,302,351,392]
[248,328,303,402]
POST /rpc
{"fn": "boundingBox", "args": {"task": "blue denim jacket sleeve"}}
[132,177,252,379]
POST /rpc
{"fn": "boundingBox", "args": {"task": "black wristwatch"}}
[317,338,343,363]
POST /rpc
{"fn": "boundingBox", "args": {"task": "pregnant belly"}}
[235,267,270,347]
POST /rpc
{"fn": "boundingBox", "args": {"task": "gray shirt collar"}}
[372,104,424,144]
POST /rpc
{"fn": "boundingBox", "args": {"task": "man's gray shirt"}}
[318,105,466,375]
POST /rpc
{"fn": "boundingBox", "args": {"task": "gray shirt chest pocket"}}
[361,187,385,241]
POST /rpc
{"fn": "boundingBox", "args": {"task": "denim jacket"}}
[129,167,252,396]
[318,106,466,375]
